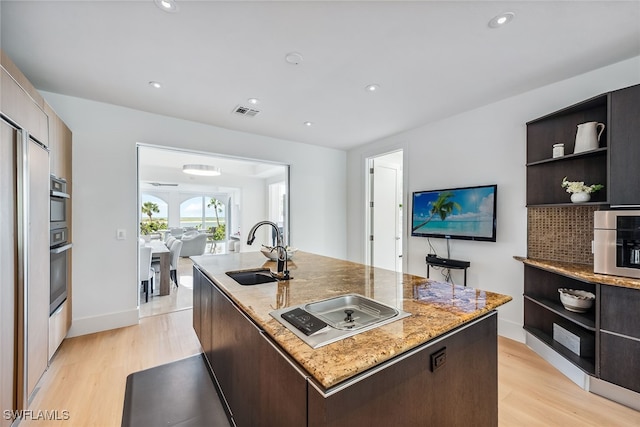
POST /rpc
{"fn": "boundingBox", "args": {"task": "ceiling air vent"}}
[233,105,261,117]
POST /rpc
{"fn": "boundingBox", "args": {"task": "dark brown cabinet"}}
[526,83,640,207]
[526,95,608,206]
[599,285,640,393]
[522,265,597,374]
[193,267,307,427]
[609,84,640,206]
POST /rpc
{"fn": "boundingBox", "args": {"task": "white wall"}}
[347,56,640,342]
[41,92,347,337]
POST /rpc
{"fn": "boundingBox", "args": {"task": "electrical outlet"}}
[431,347,446,372]
[117,229,126,240]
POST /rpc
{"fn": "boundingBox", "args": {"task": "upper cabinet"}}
[46,102,72,180]
[609,84,640,206]
[0,52,49,146]
[526,83,640,207]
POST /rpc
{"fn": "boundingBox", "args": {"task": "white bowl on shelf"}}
[558,288,595,313]
[260,246,297,261]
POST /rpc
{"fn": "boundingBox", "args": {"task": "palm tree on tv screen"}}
[412,191,462,232]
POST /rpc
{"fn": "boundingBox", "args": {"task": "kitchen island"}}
[191,251,512,426]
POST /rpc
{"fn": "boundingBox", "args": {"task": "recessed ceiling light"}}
[247,98,260,105]
[155,0,178,13]
[488,12,515,28]
[304,121,313,127]
[183,164,221,176]
[285,52,304,65]
[365,84,380,92]
[149,81,162,89]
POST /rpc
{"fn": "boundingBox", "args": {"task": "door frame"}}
[365,149,404,272]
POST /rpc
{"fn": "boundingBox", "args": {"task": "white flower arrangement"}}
[561,177,604,194]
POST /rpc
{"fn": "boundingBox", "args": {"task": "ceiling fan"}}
[145,182,178,187]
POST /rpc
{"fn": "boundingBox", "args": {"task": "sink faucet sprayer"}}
[246,221,290,280]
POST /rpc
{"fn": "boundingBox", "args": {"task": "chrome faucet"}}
[246,221,290,280]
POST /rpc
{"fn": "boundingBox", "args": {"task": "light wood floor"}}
[21,311,640,426]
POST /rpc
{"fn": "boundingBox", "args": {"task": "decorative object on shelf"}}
[561,177,604,203]
[558,288,595,313]
[552,143,565,158]
[570,192,591,203]
[574,121,605,154]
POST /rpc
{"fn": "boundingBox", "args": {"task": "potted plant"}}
[561,177,604,203]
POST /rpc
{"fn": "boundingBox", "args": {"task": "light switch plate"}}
[117,229,126,240]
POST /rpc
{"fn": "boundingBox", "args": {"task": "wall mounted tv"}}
[411,184,497,242]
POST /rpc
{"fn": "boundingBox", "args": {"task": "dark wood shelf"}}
[526,147,607,167]
[524,325,596,375]
[524,295,595,331]
[526,202,609,208]
[527,94,608,125]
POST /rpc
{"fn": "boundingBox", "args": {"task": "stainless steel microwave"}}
[594,210,640,279]
[50,175,69,229]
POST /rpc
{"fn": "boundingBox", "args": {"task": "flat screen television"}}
[411,184,497,242]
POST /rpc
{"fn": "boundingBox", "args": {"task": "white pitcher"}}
[574,122,605,154]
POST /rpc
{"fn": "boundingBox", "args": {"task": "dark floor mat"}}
[122,354,230,427]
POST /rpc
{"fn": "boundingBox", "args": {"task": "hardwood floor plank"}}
[19,312,640,426]
[498,336,640,426]
[20,310,201,426]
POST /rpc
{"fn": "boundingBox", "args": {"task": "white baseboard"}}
[525,331,591,390]
[67,308,139,337]
[498,318,525,343]
[590,377,640,411]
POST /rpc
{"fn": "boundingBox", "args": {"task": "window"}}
[141,194,168,221]
[180,195,226,231]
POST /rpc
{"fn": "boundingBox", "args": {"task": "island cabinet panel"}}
[194,267,307,427]
[192,266,202,341]
[308,314,498,427]
[609,84,640,206]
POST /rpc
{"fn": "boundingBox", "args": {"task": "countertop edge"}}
[514,256,640,290]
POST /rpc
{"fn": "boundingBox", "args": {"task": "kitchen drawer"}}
[48,300,68,360]
[600,285,640,339]
[600,332,640,393]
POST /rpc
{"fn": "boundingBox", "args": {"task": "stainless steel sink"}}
[304,294,399,331]
[270,294,410,348]
[226,268,277,286]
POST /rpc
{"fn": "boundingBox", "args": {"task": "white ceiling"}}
[2,1,639,151]
[139,146,286,191]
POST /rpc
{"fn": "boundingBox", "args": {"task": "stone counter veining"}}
[514,256,640,290]
[191,251,512,391]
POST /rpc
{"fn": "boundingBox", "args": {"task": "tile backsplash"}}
[528,206,598,265]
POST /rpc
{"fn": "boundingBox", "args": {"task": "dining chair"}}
[169,240,183,286]
[152,239,183,288]
[139,245,154,303]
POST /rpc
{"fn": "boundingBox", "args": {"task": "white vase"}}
[570,192,591,203]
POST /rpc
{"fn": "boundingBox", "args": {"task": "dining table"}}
[147,240,171,296]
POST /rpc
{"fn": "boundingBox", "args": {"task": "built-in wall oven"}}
[594,210,640,279]
[50,175,71,315]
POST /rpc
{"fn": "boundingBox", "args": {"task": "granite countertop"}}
[514,256,640,290]
[191,251,512,391]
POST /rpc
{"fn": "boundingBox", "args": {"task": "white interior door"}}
[370,152,403,272]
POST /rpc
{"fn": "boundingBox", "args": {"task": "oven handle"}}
[50,243,73,254]
[51,190,70,199]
